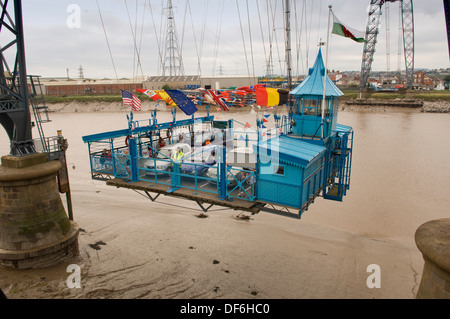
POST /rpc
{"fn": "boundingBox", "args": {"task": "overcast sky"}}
[14,0,450,79]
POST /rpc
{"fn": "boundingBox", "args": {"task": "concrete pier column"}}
[415,218,450,299]
[0,153,79,269]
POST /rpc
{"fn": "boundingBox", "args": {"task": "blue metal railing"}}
[86,130,259,202]
[225,166,256,201]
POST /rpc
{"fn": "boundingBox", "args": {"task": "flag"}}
[331,12,366,43]
[165,89,198,116]
[263,118,269,123]
[234,90,247,96]
[199,88,230,111]
[120,90,141,111]
[236,86,252,93]
[255,86,279,107]
[277,89,289,105]
[136,89,162,101]
[244,122,251,129]
[154,90,177,107]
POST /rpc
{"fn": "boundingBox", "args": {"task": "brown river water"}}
[3,107,443,240]
[0,106,449,299]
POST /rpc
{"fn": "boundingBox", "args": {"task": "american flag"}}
[120,90,141,111]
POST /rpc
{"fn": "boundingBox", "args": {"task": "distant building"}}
[42,78,144,95]
[414,71,434,88]
[144,75,259,90]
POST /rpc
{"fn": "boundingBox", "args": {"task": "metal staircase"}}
[323,130,353,202]
[28,75,51,154]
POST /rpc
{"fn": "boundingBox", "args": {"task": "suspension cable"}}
[147,0,163,76]
[95,0,119,82]
[266,0,274,78]
[186,1,202,76]
[180,0,188,64]
[268,0,283,76]
[236,0,251,78]
[315,0,323,50]
[212,0,225,77]
[198,0,209,76]
[124,0,145,80]
[137,0,147,79]
[256,0,268,76]
[246,0,255,78]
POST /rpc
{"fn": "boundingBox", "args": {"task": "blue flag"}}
[165,90,198,116]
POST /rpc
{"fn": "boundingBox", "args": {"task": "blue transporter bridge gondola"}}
[82,49,353,219]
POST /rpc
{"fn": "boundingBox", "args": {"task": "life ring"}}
[166,129,172,139]
[125,135,131,147]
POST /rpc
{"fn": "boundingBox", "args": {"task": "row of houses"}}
[329,70,446,90]
[40,70,446,96]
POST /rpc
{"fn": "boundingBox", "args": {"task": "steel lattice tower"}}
[162,0,184,77]
[360,0,415,90]
[443,0,450,60]
[0,0,35,156]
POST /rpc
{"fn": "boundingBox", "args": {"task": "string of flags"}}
[122,84,289,115]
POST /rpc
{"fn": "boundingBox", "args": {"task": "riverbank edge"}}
[44,99,450,114]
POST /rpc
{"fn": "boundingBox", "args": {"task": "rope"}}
[95,0,119,82]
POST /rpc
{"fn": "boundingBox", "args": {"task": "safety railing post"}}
[219,146,227,200]
[129,136,138,182]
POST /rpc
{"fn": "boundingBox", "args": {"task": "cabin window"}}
[274,165,285,176]
[325,98,334,117]
[302,99,317,116]
[302,99,323,116]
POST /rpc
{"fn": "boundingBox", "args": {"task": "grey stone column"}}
[415,218,450,299]
[0,153,79,269]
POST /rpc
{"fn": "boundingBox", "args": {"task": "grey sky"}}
[17,0,450,79]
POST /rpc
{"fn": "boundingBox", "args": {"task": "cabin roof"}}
[290,48,343,98]
[255,135,326,168]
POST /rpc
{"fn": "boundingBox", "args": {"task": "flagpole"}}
[321,5,332,139]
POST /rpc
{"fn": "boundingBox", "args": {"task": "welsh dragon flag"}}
[331,12,366,43]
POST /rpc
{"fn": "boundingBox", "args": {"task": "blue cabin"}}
[290,48,343,140]
[254,48,353,214]
[254,135,326,212]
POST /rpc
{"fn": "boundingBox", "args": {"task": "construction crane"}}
[444,0,450,59]
[360,0,414,90]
